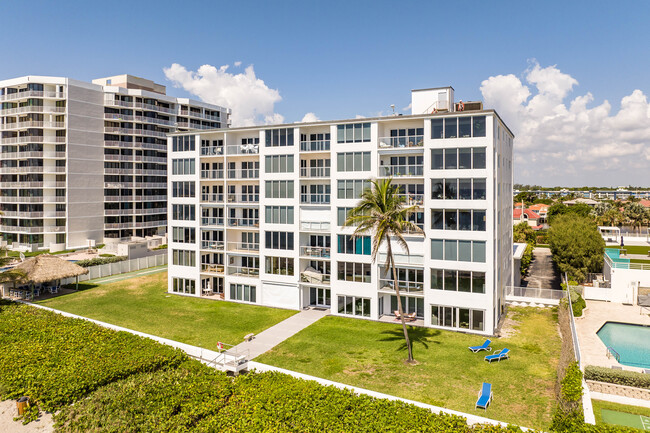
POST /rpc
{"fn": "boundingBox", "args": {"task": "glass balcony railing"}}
[300,194,330,204]
[300,140,330,152]
[378,279,424,294]
[378,135,424,149]
[379,165,423,177]
[300,246,331,258]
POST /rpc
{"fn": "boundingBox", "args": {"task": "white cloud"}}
[480,61,650,186]
[234,61,242,67]
[402,102,412,112]
[300,112,320,123]
[163,62,283,126]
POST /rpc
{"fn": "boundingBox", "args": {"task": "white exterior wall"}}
[167,106,513,336]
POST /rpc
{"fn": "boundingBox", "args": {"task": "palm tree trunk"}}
[387,241,413,362]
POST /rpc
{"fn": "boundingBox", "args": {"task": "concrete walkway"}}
[522,247,561,290]
[233,308,329,359]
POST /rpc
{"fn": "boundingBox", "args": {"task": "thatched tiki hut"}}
[13,254,89,297]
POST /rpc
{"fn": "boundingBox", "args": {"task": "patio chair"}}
[468,339,492,353]
[485,348,510,363]
[475,382,492,410]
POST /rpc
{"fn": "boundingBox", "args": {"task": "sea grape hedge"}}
[584,365,650,390]
[74,255,127,267]
[0,301,186,411]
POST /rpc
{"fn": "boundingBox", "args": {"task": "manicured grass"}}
[592,399,650,427]
[36,271,296,349]
[607,245,650,255]
[257,307,561,430]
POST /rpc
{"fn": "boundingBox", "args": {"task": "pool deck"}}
[575,300,650,372]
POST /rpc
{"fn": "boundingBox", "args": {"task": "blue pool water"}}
[597,322,650,368]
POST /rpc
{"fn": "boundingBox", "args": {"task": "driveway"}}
[521,247,561,290]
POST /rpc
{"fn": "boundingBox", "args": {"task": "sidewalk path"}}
[522,247,561,290]
[233,308,329,359]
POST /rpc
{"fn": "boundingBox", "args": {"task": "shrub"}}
[520,243,534,277]
[74,256,126,267]
[548,215,604,283]
[153,244,167,250]
[551,361,584,431]
[568,288,586,317]
[98,253,114,258]
[584,366,650,390]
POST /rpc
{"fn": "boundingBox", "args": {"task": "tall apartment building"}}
[167,87,514,335]
[0,75,230,251]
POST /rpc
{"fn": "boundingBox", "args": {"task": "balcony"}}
[227,218,259,228]
[0,121,65,130]
[135,156,166,163]
[202,217,224,227]
[134,115,175,127]
[300,246,331,258]
[104,113,134,121]
[300,269,330,285]
[0,90,65,101]
[201,170,224,180]
[227,169,259,180]
[227,266,259,277]
[201,263,225,274]
[299,221,331,231]
[300,140,330,152]
[397,194,424,207]
[378,135,424,149]
[226,194,259,204]
[104,209,134,216]
[378,279,424,294]
[226,144,259,155]
[201,146,224,156]
[201,193,224,204]
[300,194,330,205]
[227,242,260,253]
[300,167,330,178]
[201,240,224,250]
[133,102,175,114]
[135,208,167,215]
[379,165,423,177]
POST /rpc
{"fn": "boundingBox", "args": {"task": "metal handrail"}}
[606,346,621,363]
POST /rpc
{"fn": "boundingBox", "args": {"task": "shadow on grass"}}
[380,326,441,358]
[61,283,99,292]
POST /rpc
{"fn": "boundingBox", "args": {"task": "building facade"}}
[0,75,230,251]
[167,87,514,336]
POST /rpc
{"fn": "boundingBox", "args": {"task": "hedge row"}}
[74,256,127,267]
[585,365,650,390]
[0,301,186,411]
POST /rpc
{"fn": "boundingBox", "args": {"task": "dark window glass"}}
[444,148,457,169]
[473,210,486,231]
[473,147,486,169]
[458,148,472,169]
[444,179,457,200]
[431,269,443,290]
[458,179,472,200]
[473,179,486,200]
[432,179,444,199]
[431,210,443,229]
[458,210,472,230]
[459,117,471,137]
[431,149,443,169]
[458,271,472,292]
[444,117,457,138]
[444,270,456,291]
[473,116,486,137]
[431,119,443,139]
[444,209,457,230]
[472,272,486,294]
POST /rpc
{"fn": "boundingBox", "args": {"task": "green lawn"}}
[592,399,650,428]
[256,307,561,430]
[607,245,650,255]
[36,271,296,349]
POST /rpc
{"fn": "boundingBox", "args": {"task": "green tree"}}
[546,203,568,224]
[514,191,537,205]
[566,203,593,219]
[513,221,536,245]
[623,202,649,234]
[548,215,605,283]
[344,178,422,363]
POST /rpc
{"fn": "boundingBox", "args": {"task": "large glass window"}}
[337,123,371,143]
[431,118,444,139]
[473,147,486,168]
[337,262,371,283]
[473,179,486,200]
[458,148,472,169]
[473,116,486,137]
[458,179,472,200]
[265,155,294,173]
[265,180,294,198]
[338,295,370,317]
[459,117,472,137]
[265,206,294,224]
[264,231,294,250]
[431,305,484,331]
[230,284,256,302]
[444,149,457,169]
[265,128,294,147]
[444,209,457,230]
[444,117,457,138]
[337,151,371,171]
[338,235,371,255]
[337,180,370,199]
[431,149,444,169]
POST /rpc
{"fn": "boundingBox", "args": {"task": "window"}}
[337,180,370,199]
[431,118,443,139]
[265,231,294,250]
[337,123,371,143]
[459,117,472,137]
[172,181,195,198]
[172,204,195,221]
[337,262,371,283]
[473,116,486,137]
[172,249,196,267]
[264,128,294,147]
[337,151,371,171]
[230,284,256,302]
[431,147,487,169]
[432,116,487,140]
[431,305,484,331]
[431,149,444,169]
[172,277,195,294]
[172,158,195,175]
[337,207,352,226]
[172,135,195,152]
[265,180,294,198]
[265,256,294,275]
[431,178,486,200]
[444,117,457,138]
[172,227,195,243]
[473,147,486,168]
[338,295,371,317]
[265,155,294,173]
[431,240,486,262]
[265,206,294,224]
[444,149,457,169]
[337,235,371,255]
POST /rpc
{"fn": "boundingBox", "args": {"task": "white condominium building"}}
[167,87,513,335]
[0,75,230,251]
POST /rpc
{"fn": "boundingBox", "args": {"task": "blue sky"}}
[1,0,649,186]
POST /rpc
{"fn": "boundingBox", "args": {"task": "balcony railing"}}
[201,170,224,180]
[300,167,330,178]
[0,90,65,101]
[227,266,260,277]
[227,218,259,228]
[378,279,425,294]
[300,140,330,152]
[201,241,225,250]
[379,165,423,177]
[300,246,331,258]
[227,169,259,179]
[201,193,224,203]
[227,194,259,204]
[201,146,224,156]
[0,121,65,130]
[300,194,330,205]
[201,263,225,274]
[226,144,259,155]
[202,217,224,226]
[397,194,424,206]
[299,221,331,231]
[227,242,260,253]
[378,135,424,149]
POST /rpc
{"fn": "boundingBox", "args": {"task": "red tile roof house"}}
[513,208,544,230]
[528,203,550,218]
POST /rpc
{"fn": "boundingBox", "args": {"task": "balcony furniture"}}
[468,340,492,353]
[475,383,493,410]
[485,348,510,363]
[301,267,324,284]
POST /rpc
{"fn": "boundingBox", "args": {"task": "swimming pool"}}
[597,322,650,368]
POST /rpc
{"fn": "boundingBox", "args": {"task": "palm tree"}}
[344,178,423,363]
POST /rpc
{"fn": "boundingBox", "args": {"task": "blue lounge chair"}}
[485,348,510,363]
[468,339,492,353]
[475,382,492,410]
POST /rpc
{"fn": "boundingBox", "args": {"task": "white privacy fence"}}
[505,286,566,305]
[61,254,167,284]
